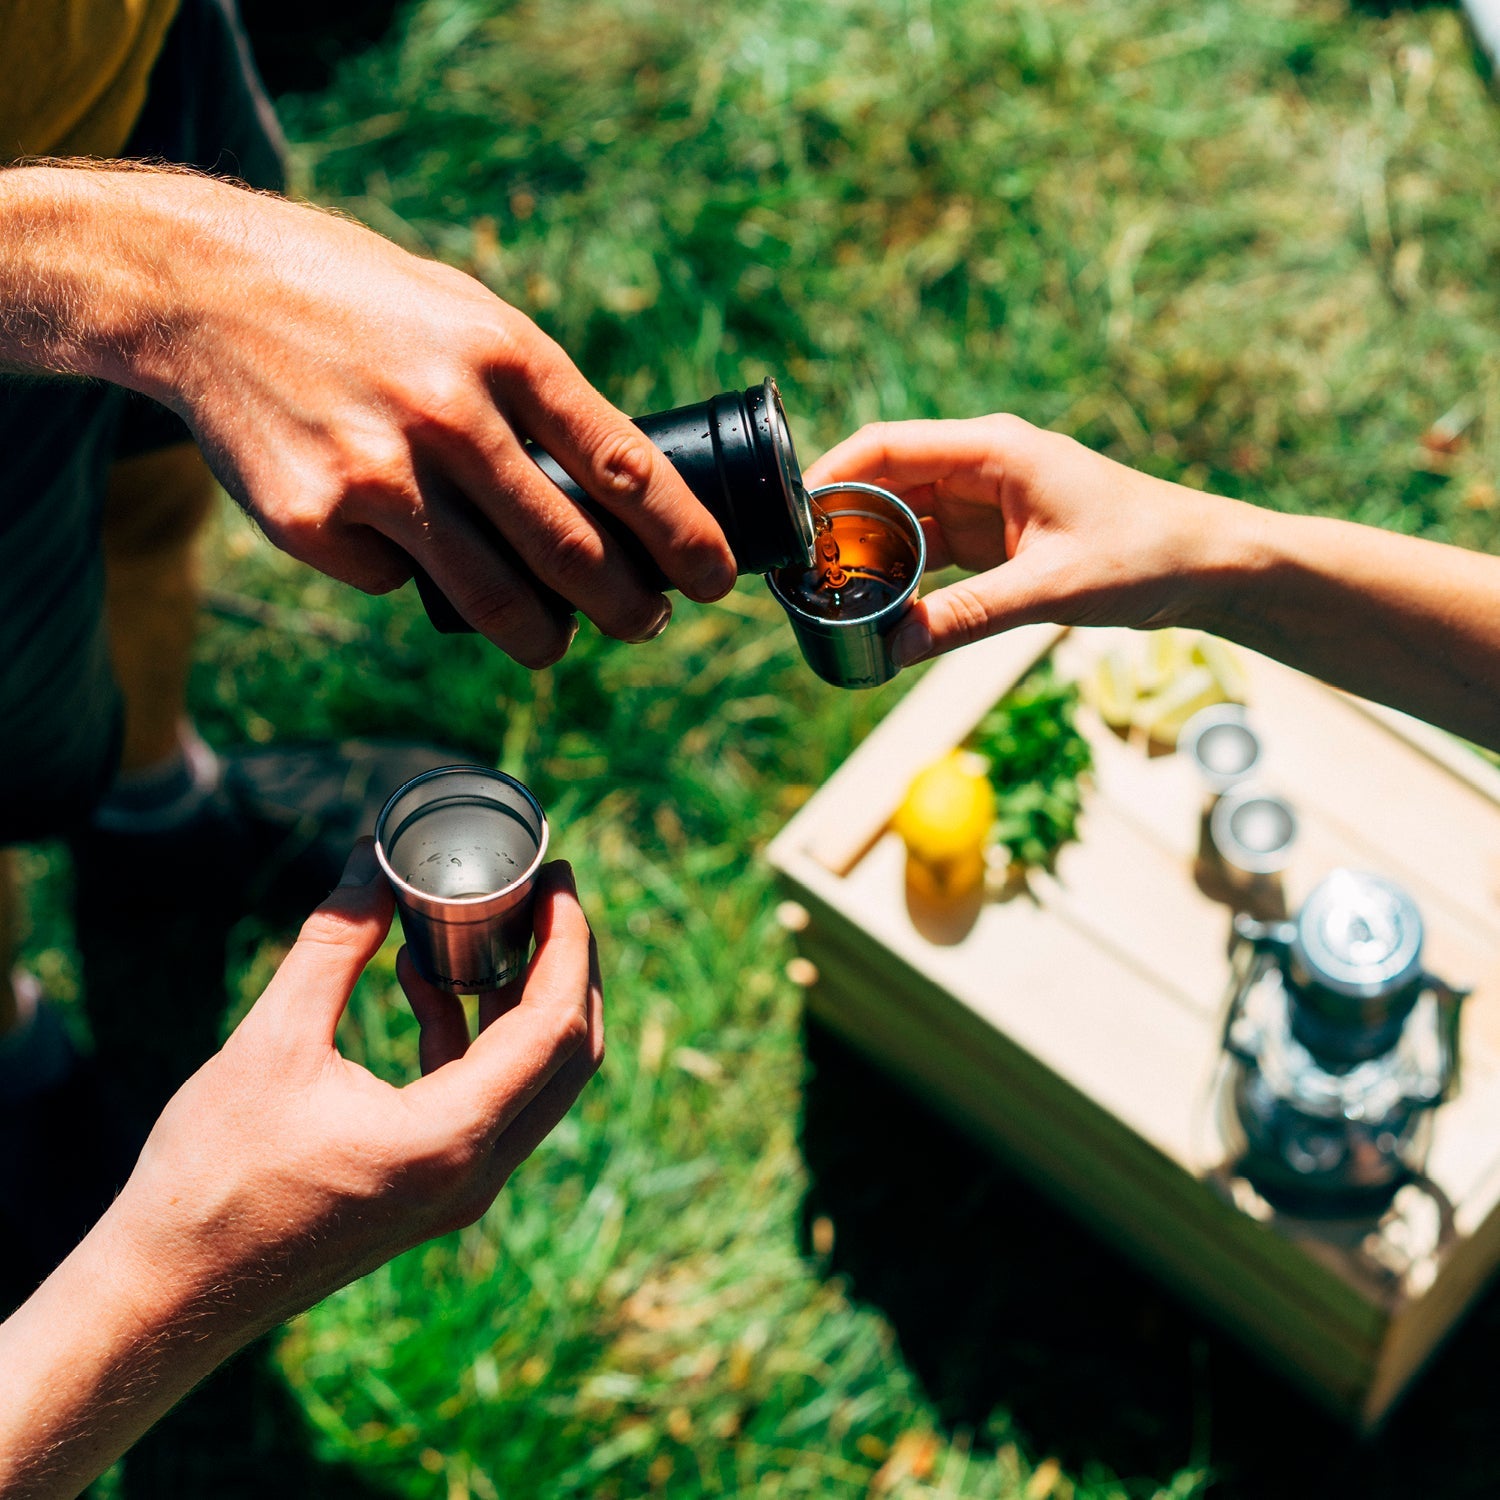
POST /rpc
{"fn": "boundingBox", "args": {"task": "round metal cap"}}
[749,377,817,567]
[1179,703,1261,793]
[1292,869,1424,1001]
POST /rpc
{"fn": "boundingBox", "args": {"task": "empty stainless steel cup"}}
[1179,703,1262,794]
[766,481,925,690]
[1199,781,1298,919]
[1210,783,1298,878]
[374,766,549,993]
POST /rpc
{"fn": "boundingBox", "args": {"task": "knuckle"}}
[857,420,901,463]
[356,551,415,596]
[296,904,370,952]
[258,485,337,552]
[547,1003,590,1061]
[335,433,416,510]
[980,411,1034,441]
[407,363,478,434]
[443,1185,498,1234]
[390,1130,479,1195]
[463,583,567,668]
[537,517,609,592]
[461,577,529,634]
[981,411,1043,463]
[434,1204,481,1238]
[943,583,990,648]
[592,428,656,500]
[427,259,485,299]
[481,312,542,381]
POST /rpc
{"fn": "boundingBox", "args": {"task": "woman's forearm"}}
[808,418,1500,746]
[1188,502,1500,750]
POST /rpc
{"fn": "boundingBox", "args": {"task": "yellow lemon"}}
[1191,632,1250,704]
[892,752,996,901]
[1134,665,1224,747]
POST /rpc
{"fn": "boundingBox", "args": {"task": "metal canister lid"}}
[1291,869,1424,1002]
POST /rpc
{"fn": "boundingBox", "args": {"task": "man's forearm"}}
[0,163,244,401]
[0,1193,257,1500]
[1188,503,1500,749]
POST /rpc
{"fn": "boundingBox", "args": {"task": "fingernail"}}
[632,599,672,643]
[696,556,737,601]
[890,620,933,669]
[339,839,380,887]
[534,615,580,670]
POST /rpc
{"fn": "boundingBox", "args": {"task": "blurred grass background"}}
[19,0,1500,1494]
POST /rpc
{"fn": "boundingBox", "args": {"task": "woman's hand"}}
[806,415,1246,667]
[808,413,1500,750]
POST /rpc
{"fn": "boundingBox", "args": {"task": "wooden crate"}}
[767,624,1500,1431]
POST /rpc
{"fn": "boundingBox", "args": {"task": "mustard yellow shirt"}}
[0,0,182,160]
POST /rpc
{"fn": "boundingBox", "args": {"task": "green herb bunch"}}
[968,663,1093,869]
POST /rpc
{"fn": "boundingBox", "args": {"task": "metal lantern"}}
[1221,869,1467,1211]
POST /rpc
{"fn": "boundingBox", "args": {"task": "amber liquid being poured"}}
[775,504,913,619]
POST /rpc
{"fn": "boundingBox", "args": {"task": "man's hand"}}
[0,842,602,1499]
[0,164,737,665]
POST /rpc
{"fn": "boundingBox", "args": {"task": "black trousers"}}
[0,0,286,842]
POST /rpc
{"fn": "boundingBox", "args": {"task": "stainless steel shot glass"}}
[1203,781,1298,920]
[1179,703,1262,795]
[374,766,549,993]
[766,481,925,690]
[1210,782,1297,880]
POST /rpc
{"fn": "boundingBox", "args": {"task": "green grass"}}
[19,0,1500,1495]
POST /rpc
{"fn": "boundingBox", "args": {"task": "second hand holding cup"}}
[374,766,549,993]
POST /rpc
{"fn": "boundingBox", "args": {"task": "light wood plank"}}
[1236,649,1500,942]
[828,832,1221,1164]
[780,623,1066,878]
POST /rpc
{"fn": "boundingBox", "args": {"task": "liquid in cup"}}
[780,506,914,618]
[374,766,548,994]
[767,482,925,690]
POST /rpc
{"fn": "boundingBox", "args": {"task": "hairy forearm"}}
[0,162,258,403]
[0,1194,259,1500]
[1187,501,1500,750]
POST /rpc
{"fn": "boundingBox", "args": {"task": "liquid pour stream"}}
[783,500,908,618]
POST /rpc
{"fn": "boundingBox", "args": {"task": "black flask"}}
[414,377,816,631]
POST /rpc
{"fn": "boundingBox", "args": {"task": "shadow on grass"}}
[110,1337,401,1500]
[799,1019,1500,1499]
